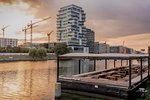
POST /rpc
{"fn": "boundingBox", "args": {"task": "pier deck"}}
[58,53,150,99]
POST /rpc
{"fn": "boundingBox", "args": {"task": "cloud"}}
[0,0,19,5]
[1,0,150,50]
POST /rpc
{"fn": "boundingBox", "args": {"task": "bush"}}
[54,44,72,56]
[37,47,47,58]
[29,48,37,58]
[29,48,47,59]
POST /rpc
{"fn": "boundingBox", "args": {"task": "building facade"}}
[94,42,99,54]
[85,29,95,53]
[110,46,124,53]
[99,43,110,53]
[0,38,18,47]
[57,4,88,53]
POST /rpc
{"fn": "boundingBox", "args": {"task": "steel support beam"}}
[94,59,96,71]
[105,59,107,69]
[129,59,132,89]
[57,57,60,81]
[79,60,81,74]
[140,58,143,81]
[121,60,123,66]
[148,57,150,76]
[114,60,116,68]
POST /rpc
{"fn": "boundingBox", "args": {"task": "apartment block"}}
[0,38,18,47]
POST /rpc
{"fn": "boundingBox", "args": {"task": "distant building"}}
[99,43,110,53]
[85,29,95,53]
[39,42,65,49]
[0,38,18,47]
[57,4,89,53]
[110,46,124,53]
[19,42,39,48]
[94,42,99,54]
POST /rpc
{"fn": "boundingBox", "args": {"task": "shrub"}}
[29,48,37,58]
[37,47,47,58]
[54,44,72,56]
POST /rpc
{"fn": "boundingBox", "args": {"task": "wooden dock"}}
[57,53,150,100]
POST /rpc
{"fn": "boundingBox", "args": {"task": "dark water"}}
[0,60,148,100]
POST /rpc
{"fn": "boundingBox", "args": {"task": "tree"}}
[37,47,47,58]
[53,44,72,56]
[29,48,37,58]
[20,48,29,53]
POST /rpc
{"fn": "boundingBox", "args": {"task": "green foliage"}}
[37,47,47,58]
[0,46,29,53]
[0,46,6,53]
[47,48,54,53]
[54,44,72,56]
[29,48,47,59]
[29,48,37,58]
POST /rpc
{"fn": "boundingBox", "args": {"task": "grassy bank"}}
[0,54,57,61]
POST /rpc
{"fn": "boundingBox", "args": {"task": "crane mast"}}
[47,31,53,49]
[27,17,51,48]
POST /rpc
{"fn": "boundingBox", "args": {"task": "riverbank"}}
[0,54,57,62]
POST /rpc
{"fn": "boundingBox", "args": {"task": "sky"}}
[0,0,150,52]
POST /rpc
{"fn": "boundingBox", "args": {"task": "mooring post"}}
[140,58,143,81]
[94,59,96,71]
[57,56,60,81]
[105,59,107,69]
[114,59,116,68]
[79,59,81,74]
[129,59,132,89]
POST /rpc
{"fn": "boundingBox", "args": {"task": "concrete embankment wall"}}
[0,53,56,62]
[0,53,55,56]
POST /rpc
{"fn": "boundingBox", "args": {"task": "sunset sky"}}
[0,0,150,52]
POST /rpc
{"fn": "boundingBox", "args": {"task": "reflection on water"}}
[59,59,140,77]
[0,59,145,100]
[0,60,57,100]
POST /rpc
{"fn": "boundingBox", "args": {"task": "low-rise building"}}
[99,43,110,53]
[0,38,18,47]
[110,46,124,53]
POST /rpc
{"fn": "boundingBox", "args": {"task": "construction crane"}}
[27,16,51,48]
[1,25,9,39]
[22,25,38,44]
[47,31,53,49]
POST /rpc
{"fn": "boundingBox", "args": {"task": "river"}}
[0,60,148,100]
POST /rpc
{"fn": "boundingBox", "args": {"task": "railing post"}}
[57,56,60,81]
[126,60,128,65]
[79,59,81,74]
[105,59,107,69]
[114,59,116,68]
[148,46,150,77]
[94,59,96,71]
[121,60,123,66]
[129,59,132,89]
[148,57,150,76]
[140,58,143,81]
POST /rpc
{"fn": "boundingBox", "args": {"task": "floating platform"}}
[57,53,150,100]
[59,65,149,99]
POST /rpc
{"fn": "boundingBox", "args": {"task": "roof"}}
[59,53,149,59]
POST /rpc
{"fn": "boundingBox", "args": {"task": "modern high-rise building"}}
[57,4,89,53]
[0,38,18,47]
[85,28,95,53]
